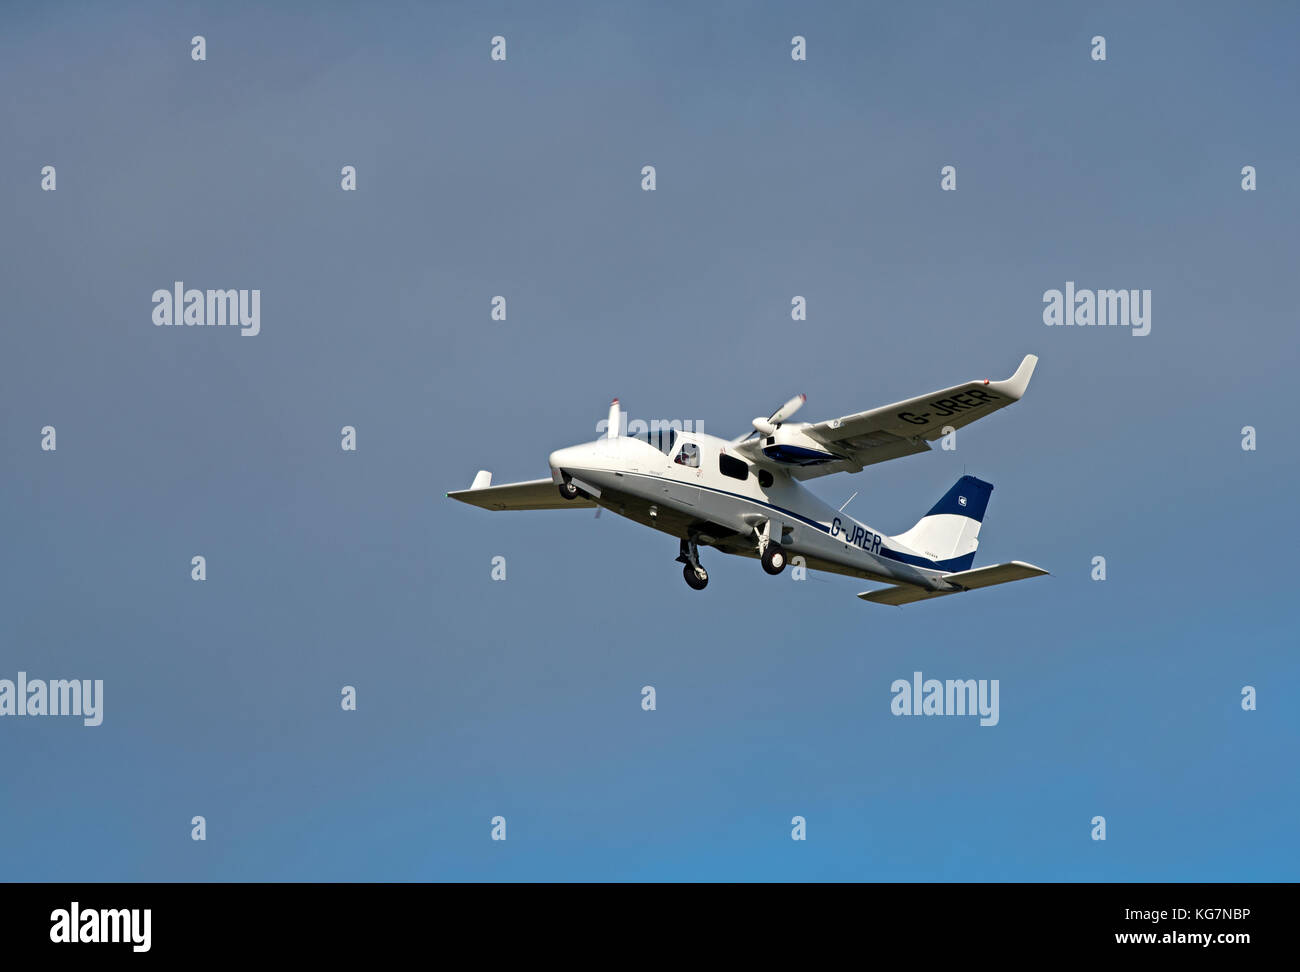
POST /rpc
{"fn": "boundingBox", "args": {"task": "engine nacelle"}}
[761,424,842,466]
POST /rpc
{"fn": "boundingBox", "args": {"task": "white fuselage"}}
[548,431,951,590]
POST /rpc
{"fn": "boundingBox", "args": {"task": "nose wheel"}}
[557,480,581,501]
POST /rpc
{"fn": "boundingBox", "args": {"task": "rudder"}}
[888,475,993,572]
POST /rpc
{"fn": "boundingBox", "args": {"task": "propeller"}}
[746,393,805,439]
[606,398,621,439]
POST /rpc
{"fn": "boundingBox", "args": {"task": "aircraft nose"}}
[549,446,579,471]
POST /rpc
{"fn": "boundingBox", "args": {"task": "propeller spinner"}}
[751,393,806,437]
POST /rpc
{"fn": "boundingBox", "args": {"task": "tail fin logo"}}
[958,495,968,507]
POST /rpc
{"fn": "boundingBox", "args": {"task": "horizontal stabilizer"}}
[857,585,951,606]
[943,560,1049,590]
[447,476,597,511]
[858,560,1048,605]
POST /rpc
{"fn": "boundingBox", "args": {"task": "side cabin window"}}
[674,442,700,468]
[719,453,749,481]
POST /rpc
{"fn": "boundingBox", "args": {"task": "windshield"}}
[625,427,677,455]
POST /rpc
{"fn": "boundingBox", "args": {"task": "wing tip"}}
[990,354,1038,400]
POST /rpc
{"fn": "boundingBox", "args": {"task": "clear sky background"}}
[2,1,1296,881]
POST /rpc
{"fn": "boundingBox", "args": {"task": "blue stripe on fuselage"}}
[879,546,974,573]
[599,471,951,574]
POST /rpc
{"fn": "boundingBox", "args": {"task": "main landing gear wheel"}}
[557,480,581,501]
[761,544,787,575]
[677,536,708,590]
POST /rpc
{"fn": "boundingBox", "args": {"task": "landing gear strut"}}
[676,536,708,590]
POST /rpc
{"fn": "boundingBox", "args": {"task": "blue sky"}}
[1,1,1296,880]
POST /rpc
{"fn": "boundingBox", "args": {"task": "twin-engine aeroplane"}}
[449,355,1048,605]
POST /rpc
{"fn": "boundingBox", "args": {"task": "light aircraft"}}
[448,355,1048,605]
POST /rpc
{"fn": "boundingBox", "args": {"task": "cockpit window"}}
[626,427,677,455]
[674,442,700,468]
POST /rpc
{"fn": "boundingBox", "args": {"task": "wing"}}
[447,472,597,511]
[735,354,1038,481]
